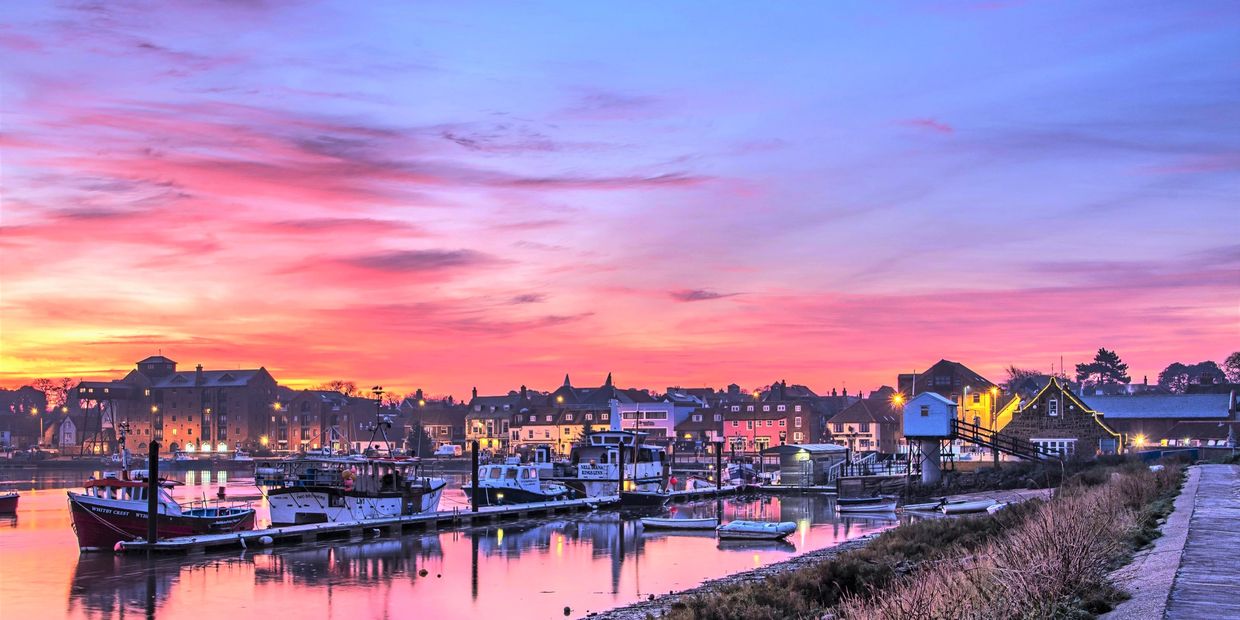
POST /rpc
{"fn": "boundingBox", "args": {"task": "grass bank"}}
[655,462,1182,620]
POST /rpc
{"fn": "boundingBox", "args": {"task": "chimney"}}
[415,388,424,401]
[471,387,478,399]
[520,385,527,399]
[195,364,204,385]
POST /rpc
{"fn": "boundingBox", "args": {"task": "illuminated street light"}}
[260,435,270,447]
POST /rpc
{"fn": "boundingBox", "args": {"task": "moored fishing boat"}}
[0,491,18,514]
[265,455,446,525]
[640,516,718,530]
[940,499,997,514]
[716,519,797,540]
[67,476,255,551]
[836,494,897,506]
[465,463,574,507]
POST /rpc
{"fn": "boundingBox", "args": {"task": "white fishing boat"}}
[465,463,574,506]
[940,499,997,514]
[716,520,797,540]
[640,517,719,530]
[265,455,446,525]
[837,499,898,513]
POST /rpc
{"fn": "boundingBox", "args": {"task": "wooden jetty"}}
[118,495,618,554]
[116,484,745,554]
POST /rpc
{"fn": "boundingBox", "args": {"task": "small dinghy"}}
[940,499,997,514]
[837,499,897,513]
[716,520,797,540]
[986,502,1008,514]
[640,517,718,530]
[836,494,896,506]
[0,491,18,514]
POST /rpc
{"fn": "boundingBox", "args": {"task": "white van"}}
[434,444,463,457]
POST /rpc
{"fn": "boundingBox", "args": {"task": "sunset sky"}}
[2,1,1237,399]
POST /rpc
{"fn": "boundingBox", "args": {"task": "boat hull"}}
[941,500,996,514]
[68,494,254,552]
[837,500,897,513]
[640,517,717,530]
[0,493,18,514]
[267,481,445,526]
[716,520,797,540]
[619,491,670,507]
[466,485,573,507]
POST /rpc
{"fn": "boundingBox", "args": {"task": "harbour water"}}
[0,469,900,619]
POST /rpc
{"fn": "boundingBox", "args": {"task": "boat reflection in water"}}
[48,492,900,620]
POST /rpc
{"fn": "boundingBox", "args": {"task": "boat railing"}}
[179,497,254,512]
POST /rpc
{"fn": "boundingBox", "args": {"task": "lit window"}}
[777,405,786,412]
[731,405,740,412]
[794,405,801,412]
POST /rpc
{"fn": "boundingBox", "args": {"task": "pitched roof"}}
[828,398,900,425]
[152,369,266,388]
[137,355,176,364]
[1084,394,1232,420]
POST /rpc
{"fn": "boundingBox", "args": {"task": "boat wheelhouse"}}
[466,463,575,507]
[67,477,255,551]
[543,430,668,498]
[265,456,447,525]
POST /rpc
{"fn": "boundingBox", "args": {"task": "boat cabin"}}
[82,478,182,514]
[281,456,430,494]
[477,464,545,492]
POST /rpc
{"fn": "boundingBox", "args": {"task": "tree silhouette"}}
[1075,348,1131,387]
[1225,352,1240,383]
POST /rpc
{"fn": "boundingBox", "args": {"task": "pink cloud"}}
[900,118,955,134]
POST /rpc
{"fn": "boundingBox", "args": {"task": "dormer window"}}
[1048,399,1059,417]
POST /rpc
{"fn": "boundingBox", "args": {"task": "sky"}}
[2,1,1238,400]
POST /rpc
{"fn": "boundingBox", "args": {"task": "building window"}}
[692,414,702,422]
[713,414,722,422]
[746,405,754,412]
[777,405,786,412]
[601,414,609,420]
[766,420,773,427]
[746,421,753,429]
[762,405,770,412]
[859,423,870,433]
[972,393,981,404]
[833,423,844,433]
[1048,399,1059,417]
[527,430,534,439]
[794,416,802,427]
[794,432,803,442]
[732,421,739,428]
[794,405,801,412]
[585,413,593,421]
[920,405,929,417]
[565,414,574,421]
[779,419,786,427]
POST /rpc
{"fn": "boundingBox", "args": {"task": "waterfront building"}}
[467,387,522,454]
[1000,377,1122,458]
[898,359,1001,429]
[398,393,467,451]
[1083,393,1237,449]
[674,409,724,452]
[826,387,904,454]
[71,356,279,454]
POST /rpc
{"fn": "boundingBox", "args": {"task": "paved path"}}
[1101,466,1200,620]
[1164,463,1240,620]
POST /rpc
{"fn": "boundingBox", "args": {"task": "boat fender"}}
[113,541,124,553]
[259,536,273,545]
[239,536,247,549]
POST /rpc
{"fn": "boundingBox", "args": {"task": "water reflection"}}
[6,480,903,620]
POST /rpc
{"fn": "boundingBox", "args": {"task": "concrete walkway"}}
[1164,463,1240,619]
[1101,466,1200,620]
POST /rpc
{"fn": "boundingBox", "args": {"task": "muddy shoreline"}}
[583,532,882,619]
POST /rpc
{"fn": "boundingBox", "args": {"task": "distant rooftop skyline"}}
[2,1,1237,397]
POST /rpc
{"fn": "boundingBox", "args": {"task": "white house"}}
[610,401,686,443]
